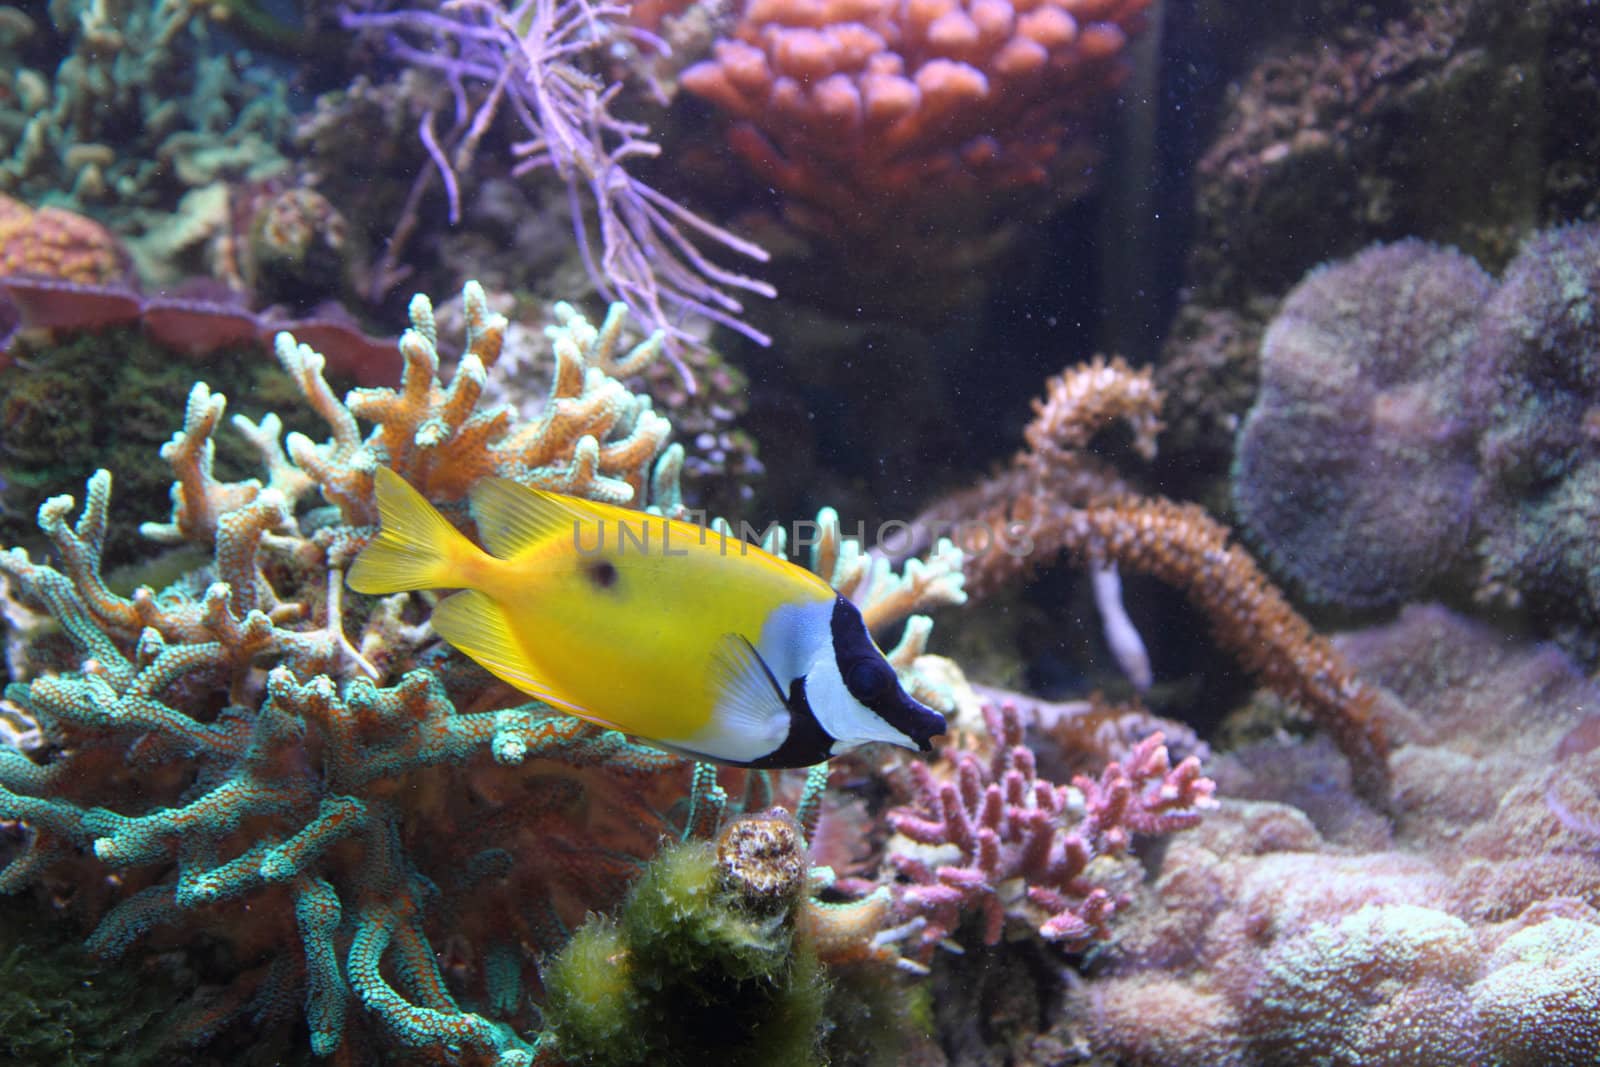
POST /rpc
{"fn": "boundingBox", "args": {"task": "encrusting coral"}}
[1085,604,1600,1065]
[0,281,978,1062]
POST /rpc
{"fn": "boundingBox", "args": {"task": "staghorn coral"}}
[0,286,696,1061]
[470,298,767,516]
[885,702,1214,955]
[0,459,684,1062]
[269,286,679,527]
[1232,239,1496,606]
[927,355,1393,805]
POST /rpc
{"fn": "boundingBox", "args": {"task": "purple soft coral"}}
[886,703,1216,954]
[344,0,774,385]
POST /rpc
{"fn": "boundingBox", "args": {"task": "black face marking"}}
[844,657,895,703]
[829,595,947,751]
[582,558,619,590]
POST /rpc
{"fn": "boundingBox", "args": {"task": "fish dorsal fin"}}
[468,478,592,560]
[706,633,792,750]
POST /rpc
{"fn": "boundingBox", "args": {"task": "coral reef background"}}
[1,0,1598,1063]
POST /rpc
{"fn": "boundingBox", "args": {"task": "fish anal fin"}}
[432,590,563,705]
[469,477,593,560]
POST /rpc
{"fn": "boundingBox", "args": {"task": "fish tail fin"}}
[347,468,483,594]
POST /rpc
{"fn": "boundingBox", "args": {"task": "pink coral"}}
[886,702,1214,953]
[1086,606,1600,1065]
[0,275,396,386]
[682,0,1150,238]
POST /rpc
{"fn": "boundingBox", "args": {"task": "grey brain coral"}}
[1471,223,1600,622]
[1232,239,1495,606]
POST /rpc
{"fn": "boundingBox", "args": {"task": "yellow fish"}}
[346,468,946,767]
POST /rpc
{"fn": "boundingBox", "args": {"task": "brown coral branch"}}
[943,356,1392,806]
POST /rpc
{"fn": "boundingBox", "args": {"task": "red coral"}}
[682,0,1150,238]
[886,702,1214,953]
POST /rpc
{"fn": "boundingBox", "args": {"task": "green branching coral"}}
[0,0,292,260]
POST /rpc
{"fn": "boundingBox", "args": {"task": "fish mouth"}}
[899,693,947,750]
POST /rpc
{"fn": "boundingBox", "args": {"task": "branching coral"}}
[0,280,976,1061]
[681,0,1151,247]
[266,284,680,526]
[927,355,1393,805]
[0,0,291,235]
[0,463,688,1062]
[0,286,707,1060]
[885,702,1213,955]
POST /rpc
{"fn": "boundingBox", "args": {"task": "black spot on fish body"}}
[583,558,619,590]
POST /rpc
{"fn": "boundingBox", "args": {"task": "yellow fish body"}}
[346,468,946,766]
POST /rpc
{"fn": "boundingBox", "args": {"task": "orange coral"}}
[258,286,677,530]
[0,194,127,285]
[681,0,1150,239]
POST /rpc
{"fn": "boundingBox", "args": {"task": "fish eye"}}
[845,658,895,702]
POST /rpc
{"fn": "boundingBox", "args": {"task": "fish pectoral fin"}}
[706,633,792,747]
[469,477,593,560]
[431,589,570,708]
